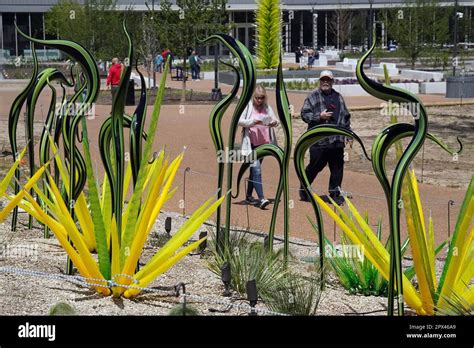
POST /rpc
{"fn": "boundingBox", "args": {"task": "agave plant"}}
[2,23,224,298]
[255,0,281,69]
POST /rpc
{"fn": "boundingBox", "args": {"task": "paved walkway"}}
[161,72,474,109]
[0,73,470,251]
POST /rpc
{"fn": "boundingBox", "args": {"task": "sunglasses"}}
[255,96,265,100]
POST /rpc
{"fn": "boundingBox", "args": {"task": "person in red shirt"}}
[106,57,123,101]
[161,49,171,60]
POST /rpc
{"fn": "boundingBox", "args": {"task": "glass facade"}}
[0,5,471,58]
[2,13,15,56]
[16,13,30,55]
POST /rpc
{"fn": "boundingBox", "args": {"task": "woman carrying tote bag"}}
[238,85,279,209]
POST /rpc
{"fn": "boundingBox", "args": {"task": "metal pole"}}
[421,144,424,183]
[212,43,222,100]
[28,13,31,50]
[245,179,250,230]
[289,11,292,53]
[349,12,352,48]
[313,10,318,49]
[325,12,328,48]
[453,0,458,76]
[183,167,190,217]
[369,0,373,68]
[152,0,156,89]
[212,8,222,101]
[42,13,46,50]
[300,11,304,46]
[448,200,454,247]
[0,14,3,51]
[14,13,18,57]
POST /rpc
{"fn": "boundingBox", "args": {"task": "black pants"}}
[111,85,119,102]
[299,145,344,199]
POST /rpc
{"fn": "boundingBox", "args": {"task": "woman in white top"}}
[238,85,279,209]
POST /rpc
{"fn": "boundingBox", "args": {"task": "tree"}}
[137,5,160,88]
[45,0,130,61]
[255,0,281,69]
[328,8,353,50]
[157,0,228,102]
[347,10,368,48]
[387,0,450,69]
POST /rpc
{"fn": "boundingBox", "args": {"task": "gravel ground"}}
[0,206,433,317]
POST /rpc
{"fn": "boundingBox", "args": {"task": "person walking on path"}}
[189,50,201,81]
[238,85,279,209]
[299,70,352,205]
[295,46,303,64]
[106,57,123,102]
[299,47,307,69]
[154,53,164,72]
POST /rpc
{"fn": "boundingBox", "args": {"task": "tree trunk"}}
[181,56,187,102]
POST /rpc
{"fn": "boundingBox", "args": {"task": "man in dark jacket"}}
[189,50,201,81]
[299,70,351,205]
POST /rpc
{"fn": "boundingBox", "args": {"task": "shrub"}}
[207,231,288,299]
[262,271,322,315]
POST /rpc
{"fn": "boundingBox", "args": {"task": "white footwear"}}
[259,198,270,209]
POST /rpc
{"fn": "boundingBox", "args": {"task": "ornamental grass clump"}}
[207,230,323,315]
[207,230,288,298]
[261,271,322,316]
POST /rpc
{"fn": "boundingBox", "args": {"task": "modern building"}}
[0,0,472,57]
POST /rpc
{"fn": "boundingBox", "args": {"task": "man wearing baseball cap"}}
[299,70,352,205]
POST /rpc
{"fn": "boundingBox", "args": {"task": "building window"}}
[233,12,247,23]
[30,13,44,40]
[16,13,30,56]
[2,13,15,56]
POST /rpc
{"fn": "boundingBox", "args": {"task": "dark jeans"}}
[191,65,200,79]
[247,158,264,200]
[299,145,344,199]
